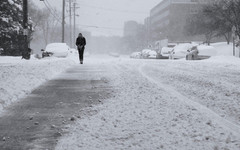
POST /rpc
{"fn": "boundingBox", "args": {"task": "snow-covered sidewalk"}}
[0,56,76,113]
[56,56,240,150]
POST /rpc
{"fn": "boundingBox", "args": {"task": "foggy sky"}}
[33,0,162,36]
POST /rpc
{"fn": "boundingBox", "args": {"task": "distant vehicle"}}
[169,43,198,59]
[169,43,217,60]
[130,52,142,59]
[157,47,173,59]
[141,49,157,59]
[186,46,199,60]
[41,49,53,58]
[45,43,70,58]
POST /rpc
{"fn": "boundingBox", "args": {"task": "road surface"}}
[1,56,240,149]
[56,57,240,150]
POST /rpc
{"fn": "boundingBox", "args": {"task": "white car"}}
[186,45,217,60]
[157,47,173,59]
[130,52,142,59]
[160,47,173,57]
[141,49,157,59]
[170,43,198,59]
[45,43,70,58]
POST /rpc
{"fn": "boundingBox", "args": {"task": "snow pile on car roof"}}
[45,43,70,58]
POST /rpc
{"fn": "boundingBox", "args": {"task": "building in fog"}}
[123,20,147,52]
[149,0,209,43]
[123,21,139,37]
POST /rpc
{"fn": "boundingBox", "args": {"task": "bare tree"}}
[184,0,240,45]
[215,0,240,38]
[184,10,217,45]
[204,1,233,44]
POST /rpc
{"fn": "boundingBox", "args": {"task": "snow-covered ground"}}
[0,54,77,113]
[55,53,240,150]
[1,43,240,149]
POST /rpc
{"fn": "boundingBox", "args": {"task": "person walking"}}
[76,33,86,64]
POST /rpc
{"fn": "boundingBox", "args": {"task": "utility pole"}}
[73,2,76,42]
[62,0,65,43]
[22,0,29,59]
[73,2,79,44]
[69,0,72,47]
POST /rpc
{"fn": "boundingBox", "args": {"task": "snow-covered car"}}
[41,49,53,58]
[186,45,217,60]
[130,52,142,59]
[157,47,173,59]
[169,43,198,59]
[45,43,70,58]
[141,49,157,59]
[186,46,198,60]
[160,47,173,57]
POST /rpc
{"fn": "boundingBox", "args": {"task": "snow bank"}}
[56,56,240,150]
[204,55,240,64]
[0,55,75,113]
[211,42,235,56]
[198,45,217,56]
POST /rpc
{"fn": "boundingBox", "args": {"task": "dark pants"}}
[78,47,85,62]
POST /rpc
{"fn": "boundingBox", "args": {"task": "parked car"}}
[141,49,157,59]
[186,46,199,60]
[186,45,217,60]
[45,43,70,58]
[157,47,173,59]
[130,52,142,59]
[169,43,198,59]
[41,49,53,58]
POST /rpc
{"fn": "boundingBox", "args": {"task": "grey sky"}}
[33,0,162,36]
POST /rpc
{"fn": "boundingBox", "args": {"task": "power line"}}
[43,0,62,23]
[77,24,123,31]
[78,3,149,15]
[45,0,55,11]
[45,0,62,20]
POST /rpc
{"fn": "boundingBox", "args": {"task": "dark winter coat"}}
[76,37,86,50]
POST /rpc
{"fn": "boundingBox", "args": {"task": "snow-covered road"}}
[56,56,240,150]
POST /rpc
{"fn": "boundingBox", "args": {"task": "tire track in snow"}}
[138,63,240,137]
